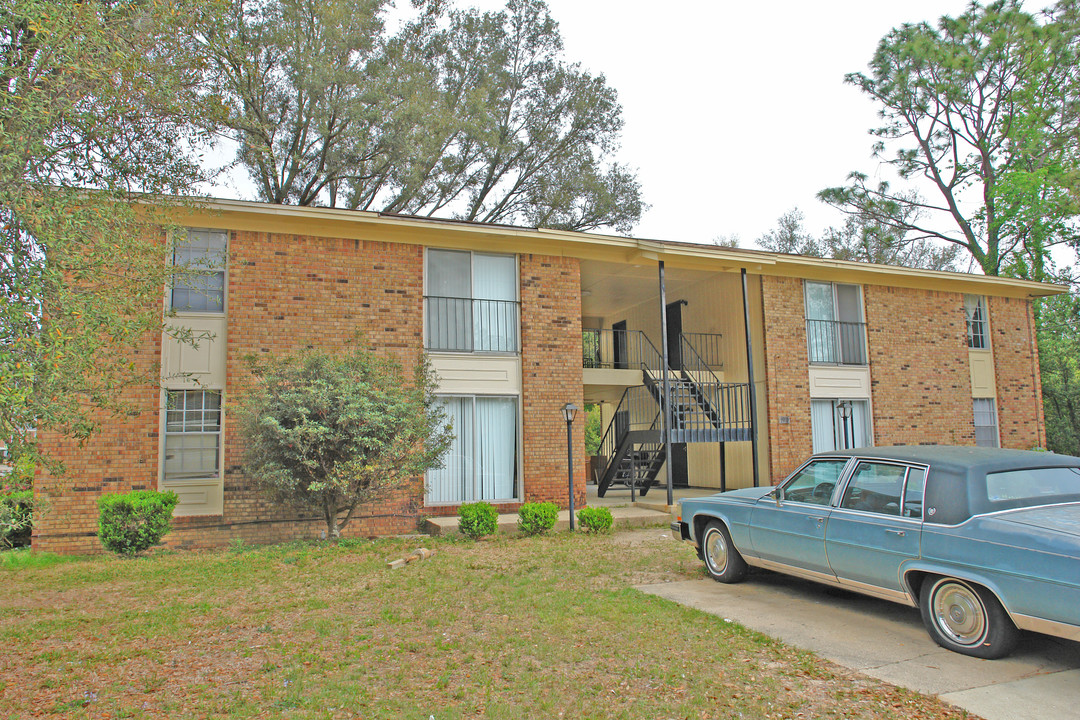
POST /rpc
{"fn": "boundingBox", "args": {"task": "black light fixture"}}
[837,400,853,449]
[563,403,578,530]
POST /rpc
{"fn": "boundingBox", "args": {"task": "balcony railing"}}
[582,329,663,372]
[425,296,519,352]
[806,319,867,365]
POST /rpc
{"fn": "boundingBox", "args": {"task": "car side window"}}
[903,467,926,519]
[781,459,848,506]
[840,462,906,516]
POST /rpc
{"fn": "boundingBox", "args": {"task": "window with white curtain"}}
[427,395,519,503]
[973,398,999,447]
[163,389,222,480]
[425,249,518,352]
[804,281,866,365]
[811,399,872,452]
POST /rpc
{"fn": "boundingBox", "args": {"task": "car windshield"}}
[984,466,1080,509]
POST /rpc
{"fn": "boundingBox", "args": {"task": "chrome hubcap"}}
[933,581,987,647]
[705,529,728,574]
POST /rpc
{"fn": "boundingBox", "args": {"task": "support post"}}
[659,261,674,507]
[741,269,761,488]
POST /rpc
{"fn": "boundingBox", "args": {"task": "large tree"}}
[819,0,1080,279]
[0,0,220,462]
[209,0,642,232]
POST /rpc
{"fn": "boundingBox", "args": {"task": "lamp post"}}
[837,400,852,450]
[562,403,578,531]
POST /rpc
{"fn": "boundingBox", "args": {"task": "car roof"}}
[816,445,1080,474]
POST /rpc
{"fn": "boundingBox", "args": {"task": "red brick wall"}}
[990,296,1045,449]
[210,232,427,546]
[34,232,589,553]
[761,276,812,481]
[865,286,975,446]
[520,254,586,509]
[33,331,163,555]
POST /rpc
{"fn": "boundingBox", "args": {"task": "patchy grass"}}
[2,530,968,719]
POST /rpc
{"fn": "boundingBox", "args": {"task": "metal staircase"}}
[595,333,752,497]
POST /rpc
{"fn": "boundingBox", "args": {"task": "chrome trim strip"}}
[1010,613,1080,642]
[747,557,840,586]
[834,576,917,607]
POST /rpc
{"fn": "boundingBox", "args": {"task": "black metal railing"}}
[679,332,723,370]
[582,328,663,372]
[596,386,662,469]
[425,296,519,352]
[806,319,867,365]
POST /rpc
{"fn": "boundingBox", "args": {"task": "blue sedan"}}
[672,445,1080,659]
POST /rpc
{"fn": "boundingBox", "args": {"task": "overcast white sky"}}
[208,0,1016,249]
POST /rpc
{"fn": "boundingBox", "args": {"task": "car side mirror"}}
[770,487,783,506]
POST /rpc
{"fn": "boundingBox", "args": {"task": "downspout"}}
[659,261,674,507]
[742,269,760,487]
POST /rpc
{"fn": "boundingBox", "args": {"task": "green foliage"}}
[238,345,453,539]
[584,404,602,456]
[210,0,641,232]
[458,502,499,539]
[0,0,223,465]
[576,506,613,534]
[819,0,1080,280]
[97,490,180,556]
[517,501,558,536]
[1038,291,1080,455]
[0,490,34,548]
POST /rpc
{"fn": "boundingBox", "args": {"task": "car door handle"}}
[810,516,826,526]
[885,529,906,537]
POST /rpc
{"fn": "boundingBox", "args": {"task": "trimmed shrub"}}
[517,501,558,536]
[0,490,34,548]
[97,490,179,556]
[576,506,613,534]
[458,501,498,539]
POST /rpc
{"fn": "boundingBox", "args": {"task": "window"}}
[427,395,519,503]
[163,390,221,480]
[779,458,849,505]
[841,462,906,515]
[973,398,999,447]
[172,228,227,313]
[811,399,871,452]
[425,249,518,352]
[804,281,866,365]
[965,295,988,349]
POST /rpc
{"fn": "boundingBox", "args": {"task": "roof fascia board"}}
[168,198,1065,299]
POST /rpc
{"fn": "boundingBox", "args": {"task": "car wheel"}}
[919,576,1018,659]
[701,521,747,583]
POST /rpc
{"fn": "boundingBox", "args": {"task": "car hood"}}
[993,504,1080,538]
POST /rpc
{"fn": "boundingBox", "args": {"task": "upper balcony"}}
[424,296,519,353]
[806,319,867,366]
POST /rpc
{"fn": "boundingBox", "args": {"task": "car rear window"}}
[984,466,1080,510]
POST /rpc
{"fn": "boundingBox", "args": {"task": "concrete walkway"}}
[424,483,716,536]
[638,569,1080,720]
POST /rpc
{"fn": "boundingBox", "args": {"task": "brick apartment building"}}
[32,198,1058,553]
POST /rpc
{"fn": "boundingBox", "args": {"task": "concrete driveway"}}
[638,570,1080,720]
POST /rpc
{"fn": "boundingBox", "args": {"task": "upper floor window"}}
[425,249,518,353]
[805,281,866,365]
[965,295,989,349]
[172,228,227,313]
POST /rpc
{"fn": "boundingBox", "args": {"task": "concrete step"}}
[424,505,671,537]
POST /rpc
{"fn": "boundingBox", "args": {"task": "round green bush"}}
[97,490,179,556]
[458,501,498,539]
[517,501,558,536]
[576,506,613,534]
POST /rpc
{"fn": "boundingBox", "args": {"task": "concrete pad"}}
[637,570,1080,720]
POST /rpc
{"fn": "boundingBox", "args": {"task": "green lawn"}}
[2,530,967,719]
